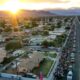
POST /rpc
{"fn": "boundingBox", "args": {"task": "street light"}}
[15,60,19,79]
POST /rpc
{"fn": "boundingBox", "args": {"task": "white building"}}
[12,50,25,57]
[30,36,45,45]
[49,28,65,35]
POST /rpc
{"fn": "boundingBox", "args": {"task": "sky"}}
[0,0,80,10]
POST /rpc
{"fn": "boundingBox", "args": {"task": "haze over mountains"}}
[48,8,80,16]
[0,8,80,17]
[0,10,54,18]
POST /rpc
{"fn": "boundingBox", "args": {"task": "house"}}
[30,36,45,45]
[18,52,44,72]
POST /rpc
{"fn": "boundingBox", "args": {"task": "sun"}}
[9,8,19,14]
[3,0,21,14]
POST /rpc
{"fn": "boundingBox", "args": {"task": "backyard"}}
[32,59,53,77]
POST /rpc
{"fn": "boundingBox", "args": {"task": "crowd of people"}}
[54,50,70,80]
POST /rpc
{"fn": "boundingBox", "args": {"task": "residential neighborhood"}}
[0,11,74,80]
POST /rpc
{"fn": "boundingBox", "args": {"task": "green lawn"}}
[44,52,57,58]
[1,57,16,65]
[32,59,53,77]
[49,53,57,58]
[44,52,48,56]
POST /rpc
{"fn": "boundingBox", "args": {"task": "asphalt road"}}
[27,46,60,52]
[73,17,80,80]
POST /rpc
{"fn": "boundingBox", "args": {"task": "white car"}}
[67,71,73,80]
[70,53,75,58]
[26,73,37,78]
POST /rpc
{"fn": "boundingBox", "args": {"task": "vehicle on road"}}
[71,57,75,63]
[68,65,73,70]
[67,71,73,80]
[70,53,75,58]
[70,53,75,63]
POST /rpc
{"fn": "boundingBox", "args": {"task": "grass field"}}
[32,59,53,77]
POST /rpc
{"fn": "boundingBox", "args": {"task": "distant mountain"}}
[0,10,55,18]
[18,10,55,17]
[0,11,11,17]
[0,9,80,17]
[48,8,80,16]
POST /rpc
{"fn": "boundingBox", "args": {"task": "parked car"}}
[67,71,73,80]
[23,73,37,79]
[71,57,75,63]
[68,65,73,70]
[70,53,75,58]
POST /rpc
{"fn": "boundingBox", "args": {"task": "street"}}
[73,17,80,80]
[53,17,80,80]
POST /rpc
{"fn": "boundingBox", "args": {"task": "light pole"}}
[0,64,2,77]
[15,60,19,79]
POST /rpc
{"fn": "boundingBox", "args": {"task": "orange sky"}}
[0,0,80,10]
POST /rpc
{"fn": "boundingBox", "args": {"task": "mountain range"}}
[0,8,80,17]
[48,8,80,16]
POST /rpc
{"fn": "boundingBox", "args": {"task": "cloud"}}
[0,0,80,10]
[0,0,10,5]
[20,0,70,3]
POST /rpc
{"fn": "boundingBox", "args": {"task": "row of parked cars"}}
[67,52,75,80]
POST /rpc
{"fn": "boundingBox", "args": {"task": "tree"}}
[14,28,19,32]
[64,18,69,22]
[4,27,12,32]
[42,30,49,36]
[1,57,15,65]
[0,20,5,28]
[57,21,62,28]
[54,34,67,46]
[43,26,51,30]
[5,41,22,51]
[41,40,49,48]
[31,21,38,27]
[24,22,31,29]
[50,25,55,31]
[32,31,38,35]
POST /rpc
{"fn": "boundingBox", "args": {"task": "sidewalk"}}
[47,53,61,80]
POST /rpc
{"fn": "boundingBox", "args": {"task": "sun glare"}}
[3,0,21,14]
[9,9,19,14]
[0,0,80,11]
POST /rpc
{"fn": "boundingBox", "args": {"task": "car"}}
[71,57,75,63]
[67,71,73,80]
[37,50,41,51]
[68,65,73,70]
[70,53,75,58]
[23,73,37,79]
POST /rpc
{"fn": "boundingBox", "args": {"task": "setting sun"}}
[3,0,21,13]
[9,9,19,14]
